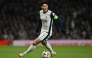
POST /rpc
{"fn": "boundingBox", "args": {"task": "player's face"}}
[41,4,48,12]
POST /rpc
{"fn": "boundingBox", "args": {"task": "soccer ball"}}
[42,51,51,58]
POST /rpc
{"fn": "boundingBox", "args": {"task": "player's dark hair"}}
[40,1,48,6]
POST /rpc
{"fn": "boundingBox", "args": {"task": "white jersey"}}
[38,10,64,41]
[39,10,53,36]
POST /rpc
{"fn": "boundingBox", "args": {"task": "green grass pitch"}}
[0,46,92,58]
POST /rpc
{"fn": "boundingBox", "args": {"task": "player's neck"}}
[43,10,48,13]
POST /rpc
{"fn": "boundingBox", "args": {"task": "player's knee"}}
[33,38,41,45]
[33,41,39,45]
[33,42,38,45]
[42,40,47,45]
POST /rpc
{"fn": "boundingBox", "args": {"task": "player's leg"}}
[24,38,41,54]
[42,40,54,53]
[18,38,41,57]
[42,40,56,58]
[37,32,55,54]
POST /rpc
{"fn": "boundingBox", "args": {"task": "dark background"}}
[0,0,92,40]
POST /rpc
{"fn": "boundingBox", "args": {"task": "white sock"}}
[44,42,54,53]
[24,44,36,54]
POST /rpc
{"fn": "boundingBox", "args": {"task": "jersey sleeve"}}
[36,12,42,31]
[51,12,64,30]
[51,12,58,20]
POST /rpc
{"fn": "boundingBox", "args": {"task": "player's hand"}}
[61,30,67,35]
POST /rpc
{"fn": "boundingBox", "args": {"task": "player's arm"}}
[36,12,42,33]
[36,19,42,33]
[36,14,42,32]
[51,12,67,35]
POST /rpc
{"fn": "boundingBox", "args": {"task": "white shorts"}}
[38,32,51,41]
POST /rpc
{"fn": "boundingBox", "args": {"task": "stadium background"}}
[0,0,92,58]
[0,0,92,40]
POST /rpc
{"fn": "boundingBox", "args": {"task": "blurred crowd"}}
[0,0,92,40]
